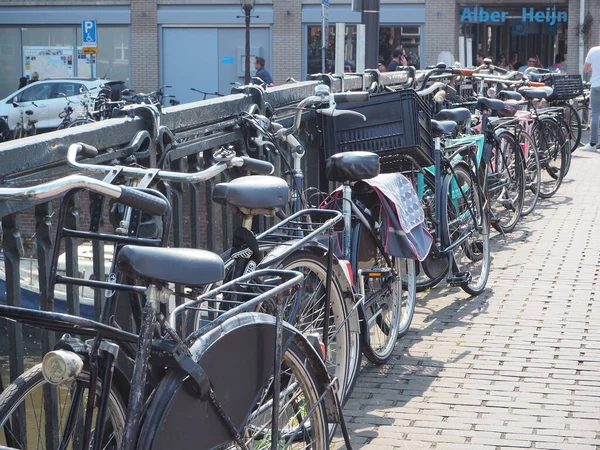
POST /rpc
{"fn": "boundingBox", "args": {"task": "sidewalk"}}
[337,144,600,449]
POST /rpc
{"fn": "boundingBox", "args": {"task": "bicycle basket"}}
[319,89,434,172]
[543,74,584,101]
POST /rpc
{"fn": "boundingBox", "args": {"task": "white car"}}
[0,78,125,132]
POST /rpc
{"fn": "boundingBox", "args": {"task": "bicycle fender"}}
[261,241,360,336]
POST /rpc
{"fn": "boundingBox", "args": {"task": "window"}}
[20,83,54,102]
[307,25,357,75]
[379,26,422,69]
[56,82,84,97]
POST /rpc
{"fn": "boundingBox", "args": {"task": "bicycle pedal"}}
[447,271,472,286]
[359,268,393,278]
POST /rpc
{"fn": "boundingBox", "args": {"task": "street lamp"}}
[240,0,255,85]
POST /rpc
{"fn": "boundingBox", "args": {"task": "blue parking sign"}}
[82,20,97,46]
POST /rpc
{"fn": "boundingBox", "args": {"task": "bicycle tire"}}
[564,103,582,152]
[273,249,361,403]
[489,130,525,233]
[576,104,590,133]
[397,258,417,338]
[532,118,566,198]
[138,328,328,450]
[68,119,94,128]
[413,171,448,292]
[554,114,573,176]
[355,224,406,365]
[0,364,126,450]
[517,129,541,217]
[441,163,490,296]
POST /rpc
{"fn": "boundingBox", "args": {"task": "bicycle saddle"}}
[326,151,380,182]
[212,175,289,214]
[519,87,553,100]
[434,108,472,124]
[497,90,522,101]
[431,119,457,137]
[476,97,507,112]
[25,110,34,116]
[116,245,224,287]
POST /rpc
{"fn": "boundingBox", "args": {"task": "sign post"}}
[82,19,98,77]
[321,0,329,73]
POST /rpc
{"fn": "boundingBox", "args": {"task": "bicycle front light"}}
[42,350,84,385]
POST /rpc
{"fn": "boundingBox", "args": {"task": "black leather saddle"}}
[477,97,507,112]
[326,151,380,182]
[497,91,522,101]
[212,176,289,215]
[520,87,553,100]
[25,110,34,116]
[431,119,458,137]
[434,108,472,124]
[116,245,224,287]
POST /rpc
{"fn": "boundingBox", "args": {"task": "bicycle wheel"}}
[557,115,573,176]
[576,104,590,132]
[274,250,361,402]
[414,171,448,292]
[358,243,408,365]
[441,163,490,296]
[488,130,525,233]
[533,118,566,198]
[138,334,328,450]
[517,130,541,216]
[397,258,417,338]
[68,119,94,128]
[0,364,126,450]
[564,103,582,152]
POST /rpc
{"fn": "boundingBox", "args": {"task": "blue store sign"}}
[460,7,567,25]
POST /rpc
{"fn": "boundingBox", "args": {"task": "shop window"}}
[0,28,22,100]
[379,26,421,69]
[77,26,130,83]
[307,25,357,75]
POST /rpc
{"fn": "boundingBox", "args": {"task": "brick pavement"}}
[335,145,600,449]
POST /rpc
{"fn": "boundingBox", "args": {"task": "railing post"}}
[65,195,81,317]
[2,213,26,447]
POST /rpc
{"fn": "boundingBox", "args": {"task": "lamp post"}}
[241,0,255,85]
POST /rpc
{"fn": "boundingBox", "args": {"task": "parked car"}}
[0,78,127,133]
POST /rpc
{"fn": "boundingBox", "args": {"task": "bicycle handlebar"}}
[67,143,274,181]
[0,175,168,216]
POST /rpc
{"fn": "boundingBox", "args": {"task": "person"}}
[580,45,600,152]
[387,48,407,72]
[519,56,539,73]
[510,52,522,71]
[29,72,39,83]
[549,54,567,72]
[497,54,513,71]
[475,52,486,66]
[253,57,273,85]
[18,77,28,89]
[377,62,387,72]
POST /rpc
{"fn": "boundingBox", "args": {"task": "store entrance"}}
[460,5,568,70]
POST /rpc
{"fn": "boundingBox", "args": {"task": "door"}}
[162,28,219,105]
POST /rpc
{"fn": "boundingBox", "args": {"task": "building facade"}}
[0,0,599,102]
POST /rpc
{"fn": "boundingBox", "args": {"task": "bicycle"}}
[56,93,77,130]
[0,144,337,450]
[11,101,39,139]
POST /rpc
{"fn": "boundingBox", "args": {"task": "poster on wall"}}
[76,47,96,78]
[23,46,74,79]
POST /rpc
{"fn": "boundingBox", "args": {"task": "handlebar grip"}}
[458,69,474,76]
[241,157,274,175]
[529,82,546,87]
[118,187,169,216]
[77,143,99,159]
[333,92,370,103]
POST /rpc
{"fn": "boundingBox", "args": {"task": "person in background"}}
[475,52,487,66]
[510,52,522,71]
[497,54,513,71]
[18,77,28,89]
[387,48,407,72]
[253,57,273,85]
[29,72,39,83]
[519,56,540,73]
[580,45,600,152]
[549,54,567,72]
[377,62,387,72]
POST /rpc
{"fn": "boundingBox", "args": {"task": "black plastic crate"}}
[319,89,434,172]
[544,74,584,101]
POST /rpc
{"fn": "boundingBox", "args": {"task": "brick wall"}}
[272,0,302,84]
[130,0,159,93]
[424,0,459,68]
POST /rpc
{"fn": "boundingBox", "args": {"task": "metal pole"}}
[356,24,366,73]
[335,23,345,75]
[244,6,251,85]
[361,0,380,70]
[321,3,328,73]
